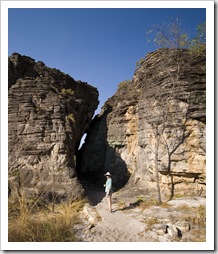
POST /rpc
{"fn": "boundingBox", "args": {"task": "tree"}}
[143,18,206,203]
[144,91,192,204]
[189,22,206,56]
[146,17,189,49]
[143,98,167,205]
[142,47,194,203]
[146,18,206,54]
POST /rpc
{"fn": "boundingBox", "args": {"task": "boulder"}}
[166,224,182,238]
[79,48,206,197]
[174,220,191,232]
[8,53,99,202]
[166,220,190,238]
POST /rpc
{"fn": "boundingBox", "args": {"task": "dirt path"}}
[73,186,206,242]
[75,189,156,242]
[90,198,149,242]
[75,190,150,242]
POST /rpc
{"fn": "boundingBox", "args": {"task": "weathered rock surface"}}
[79,48,206,198]
[8,53,99,202]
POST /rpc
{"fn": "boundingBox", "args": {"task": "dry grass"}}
[159,202,172,208]
[9,216,77,242]
[8,193,86,242]
[146,217,160,230]
[175,204,206,228]
[116,200,126,209]
[180,228,206,242]
[177,204,193,212]
[173,193,185,199]
[185,205,206,228]
[137,197,159,210]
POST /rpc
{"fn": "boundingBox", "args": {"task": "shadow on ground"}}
[112,199,143,213]
[80,179,106,206]
[85,189,106,206]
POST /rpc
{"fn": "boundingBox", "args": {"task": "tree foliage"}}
[117,79,131,91]
[146,18,189,49]
[189,22,206,56]
[146,18,206,55]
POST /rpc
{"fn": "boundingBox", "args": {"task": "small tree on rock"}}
[143,18,205,202]
[146,17,189,49]
[189,22,206,56]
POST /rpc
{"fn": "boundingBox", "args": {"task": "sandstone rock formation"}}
[8,53,99,202]
[79,48,206,199]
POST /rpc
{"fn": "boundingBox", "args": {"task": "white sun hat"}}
[105,172,111,176]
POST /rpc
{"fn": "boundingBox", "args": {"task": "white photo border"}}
[1,0,214,251]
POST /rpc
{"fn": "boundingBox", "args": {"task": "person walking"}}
[104,172,112,213]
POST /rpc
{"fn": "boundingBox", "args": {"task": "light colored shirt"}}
[105,178,112,194]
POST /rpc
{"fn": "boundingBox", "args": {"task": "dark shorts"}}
[106,190,112,197]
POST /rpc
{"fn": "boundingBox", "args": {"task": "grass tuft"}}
[8,193,86,242]
[146,217,160,230]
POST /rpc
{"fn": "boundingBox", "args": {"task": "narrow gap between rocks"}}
[76,145,130,206]
[75,106,131,206]
[75,137,106,206]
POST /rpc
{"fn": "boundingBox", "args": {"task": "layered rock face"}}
[8,53,99,202]
[79,49,206,198]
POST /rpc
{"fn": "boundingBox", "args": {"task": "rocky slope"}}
[78,48,206,200]
[8,53,99,202]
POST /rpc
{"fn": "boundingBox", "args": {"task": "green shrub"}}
[61,88,74,96]
[117,80,131,91]
[136,58,144,67]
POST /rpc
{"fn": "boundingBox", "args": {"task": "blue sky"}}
[8,7,206,114]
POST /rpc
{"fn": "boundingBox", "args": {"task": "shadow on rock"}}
[77,104,130,202]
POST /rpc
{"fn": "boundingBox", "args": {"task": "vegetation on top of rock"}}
[61,88,75,96]
[146,18,206,56]
[189,22,206,56]
[117,79,132,91]
[136,58,145,68]
[136,19,205,71]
